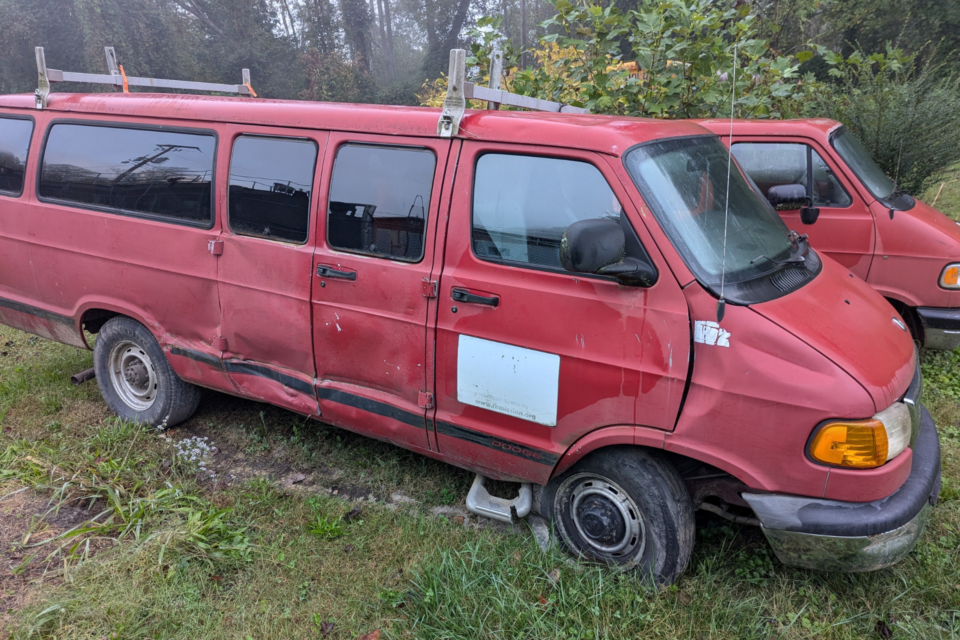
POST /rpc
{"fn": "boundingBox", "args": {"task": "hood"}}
[894,199,960,259]
[752,255,916,413]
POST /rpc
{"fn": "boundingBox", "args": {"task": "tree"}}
[419,0,472,81]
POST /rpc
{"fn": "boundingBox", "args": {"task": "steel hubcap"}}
[568,475,645,558]
[108,341,158,412]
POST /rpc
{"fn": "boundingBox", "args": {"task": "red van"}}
[699,119,960,350]
[0,80,939,584]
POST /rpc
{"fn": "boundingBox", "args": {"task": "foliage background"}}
[1,0,958,190]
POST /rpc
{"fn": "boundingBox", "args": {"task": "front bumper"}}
[743,407,941,572]
[917,307,960,351]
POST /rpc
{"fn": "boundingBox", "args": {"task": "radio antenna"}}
[717,43,737,324]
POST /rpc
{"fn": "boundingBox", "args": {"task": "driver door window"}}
[732,142,851,208]
[472,154,623,269]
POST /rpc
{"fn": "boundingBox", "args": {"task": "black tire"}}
[93,316,201,429]
[541,447,695,585]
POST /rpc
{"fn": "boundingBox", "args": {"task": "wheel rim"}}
[565,474,645,559]
[108,340,158,412]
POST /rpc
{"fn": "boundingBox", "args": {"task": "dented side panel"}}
[24,112,225,371]
[310,132,453,453]
[216,125,328,410]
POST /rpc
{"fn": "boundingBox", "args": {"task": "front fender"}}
[551,425,667,478]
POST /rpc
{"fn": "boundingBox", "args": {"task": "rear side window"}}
[472,154,622,269]
[327,144,435,262]
[229,136,318,243]
[39,123,216,226]
[0,117,34,196]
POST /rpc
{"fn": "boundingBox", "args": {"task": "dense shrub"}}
[454,1,808,119]
[810,47,960,194]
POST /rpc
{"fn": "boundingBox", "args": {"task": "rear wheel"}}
[542,447,694,585]
[93,316,200,428]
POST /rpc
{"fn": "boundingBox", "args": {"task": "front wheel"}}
[93,316,201,428]
[541,447,695,585]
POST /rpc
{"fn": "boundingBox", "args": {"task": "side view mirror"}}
[560,218,657,286]
[767,184,820,225]
[766,184,807,211]
[800,205,820,225]
[560,218,624,273]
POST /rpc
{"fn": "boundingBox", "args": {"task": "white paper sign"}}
[457,335,560,427]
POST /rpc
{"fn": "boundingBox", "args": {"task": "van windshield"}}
[624,136,797,289]
[831,127,895,200]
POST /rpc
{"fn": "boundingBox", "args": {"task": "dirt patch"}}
[0,484,92,636]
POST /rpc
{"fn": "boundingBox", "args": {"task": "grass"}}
[922,163,960,222]
[0,166,957,638]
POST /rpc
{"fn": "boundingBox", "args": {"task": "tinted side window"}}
[473,154,622,268]
[229,136,317,243]
[732,142,851,208]
[327,145,435,261]
[39,124,216,226]
[0,118,34,196]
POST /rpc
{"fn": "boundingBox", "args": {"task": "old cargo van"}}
[0,71,939,584]
[699,119,960,350]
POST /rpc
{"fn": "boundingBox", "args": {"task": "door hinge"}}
[208,239,224,256]
[422,279,438,298]
[213,336,228,351]
[418,390,435,409]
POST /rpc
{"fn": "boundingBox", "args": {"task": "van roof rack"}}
[437,47,589,137]
[33,46,256,110]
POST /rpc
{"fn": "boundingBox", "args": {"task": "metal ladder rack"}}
[34,46,256,110]
[438,46,590,138]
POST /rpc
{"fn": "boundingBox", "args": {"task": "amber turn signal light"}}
[809,420,888,468]
[941,264,960,289]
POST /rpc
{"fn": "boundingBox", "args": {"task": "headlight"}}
[808,403,912,468]
[941,263,960,289]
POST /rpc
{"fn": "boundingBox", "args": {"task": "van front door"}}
[310,134,452,453]
[729,138,876,278]
[217,127,327,415]
[431,144,691,484]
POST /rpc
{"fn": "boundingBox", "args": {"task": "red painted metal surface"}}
[701,118,960,311]
[753,254,917,413]
[216,124,327,410]
[0,94,923,508]
[868,199,960,308]
[430,142,691,484]
[311,132,453,453]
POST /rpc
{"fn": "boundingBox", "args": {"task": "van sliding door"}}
[216,127,328,415]
[310,134,453,453]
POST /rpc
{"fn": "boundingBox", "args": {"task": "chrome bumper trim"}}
[759,503,930,572]
[923,327,960,351]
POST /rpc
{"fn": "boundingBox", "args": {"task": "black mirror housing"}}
[800,205,820,225]
[560,218,625,274]
[599,257,659,286]
[561,217,658,287]
[766,184,807,211]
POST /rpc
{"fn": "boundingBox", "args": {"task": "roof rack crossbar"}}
[34,46,254,109]
[436,47,589,135]
[465,82,589,114]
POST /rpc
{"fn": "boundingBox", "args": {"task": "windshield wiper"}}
[751,232,810,267]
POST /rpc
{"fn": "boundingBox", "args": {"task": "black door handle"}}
[316,264,357,280]
[451,288,499,307]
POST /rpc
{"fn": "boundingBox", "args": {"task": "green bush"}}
[812,47,960,195]
[466,0,808,119]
